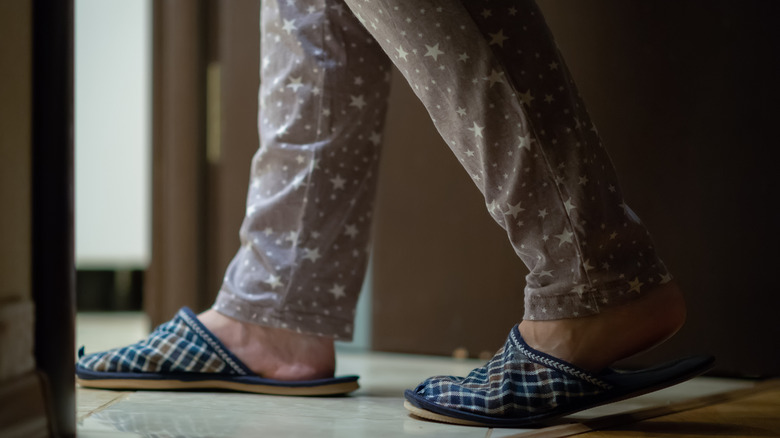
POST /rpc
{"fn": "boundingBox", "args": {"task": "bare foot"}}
[198,310,335,381]
[519,281,687,372]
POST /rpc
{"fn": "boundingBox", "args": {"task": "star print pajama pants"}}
[213,0,671,340]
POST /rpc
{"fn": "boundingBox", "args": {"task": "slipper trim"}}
[177,307,252,376]
[510,328,613,390]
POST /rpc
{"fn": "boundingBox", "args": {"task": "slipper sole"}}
[404,400,486,426]
[76,376,359,396]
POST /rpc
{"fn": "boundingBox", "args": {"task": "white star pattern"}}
[216,2,672,335]
[349,95,367,109]
[396,46,409,61]
[488,29,508,47]
[504,201,525,218]
[265,274,283,289]
[627,277,644,294]
[564,198,576,213]
[555,229,574,246]
[468,122,484,138]
[302,247,321,263]
[571,284,588,297]
[282,19,297,35]
[424,43,444,61]
[344,224,359,238]
[330,174,346,189]
[519,90,535,106]
[518,133,532,150]
[329,284,346,300]
[287,76,304,92]
[484,69,505,87]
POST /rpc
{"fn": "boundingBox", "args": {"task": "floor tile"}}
[79,391,489,438]
[77,388,130,421]
[576,382,780,438]
[489,376,756,438]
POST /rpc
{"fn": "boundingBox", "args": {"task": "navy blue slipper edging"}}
[404,325,714,427]
[76,307,359,396]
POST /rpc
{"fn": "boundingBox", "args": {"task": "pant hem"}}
[523,272,673,320]
[213,290,355,341]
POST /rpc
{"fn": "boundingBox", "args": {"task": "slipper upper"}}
[411,325,610,418]
[77,307,253,376]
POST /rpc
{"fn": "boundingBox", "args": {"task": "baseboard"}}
[0,370,51,438]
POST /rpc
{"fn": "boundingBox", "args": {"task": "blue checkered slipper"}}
[404,325,714,427]
[76,307,359,396]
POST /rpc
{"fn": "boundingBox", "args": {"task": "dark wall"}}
[372,71,526,359]
[539,0,780,376]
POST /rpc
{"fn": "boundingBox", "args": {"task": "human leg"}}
[339,0,681,363]
[76,0,391,391]
[336,0,708,425]
[201,0,392,380]
[213,0,391,341]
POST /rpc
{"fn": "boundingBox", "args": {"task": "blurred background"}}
[71,0,780,376]
[74,0,150,313]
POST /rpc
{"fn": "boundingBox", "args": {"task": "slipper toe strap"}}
[77,307,249,376]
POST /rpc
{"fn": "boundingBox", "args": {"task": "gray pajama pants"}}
[213,0,671,340]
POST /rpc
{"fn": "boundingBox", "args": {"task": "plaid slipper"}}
[404,325,714,427]
[76,307,359,396]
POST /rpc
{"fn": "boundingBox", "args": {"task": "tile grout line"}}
[77,391,134,422]
[499,378,780,438]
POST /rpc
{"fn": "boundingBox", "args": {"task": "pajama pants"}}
[213,0,671,340]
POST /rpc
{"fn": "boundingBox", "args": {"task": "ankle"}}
[519,281,687,372]
[198,309,336,380]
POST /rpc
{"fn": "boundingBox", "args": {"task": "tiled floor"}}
[75,312,762,438]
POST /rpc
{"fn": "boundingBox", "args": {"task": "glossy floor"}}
[75,312,761,438]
